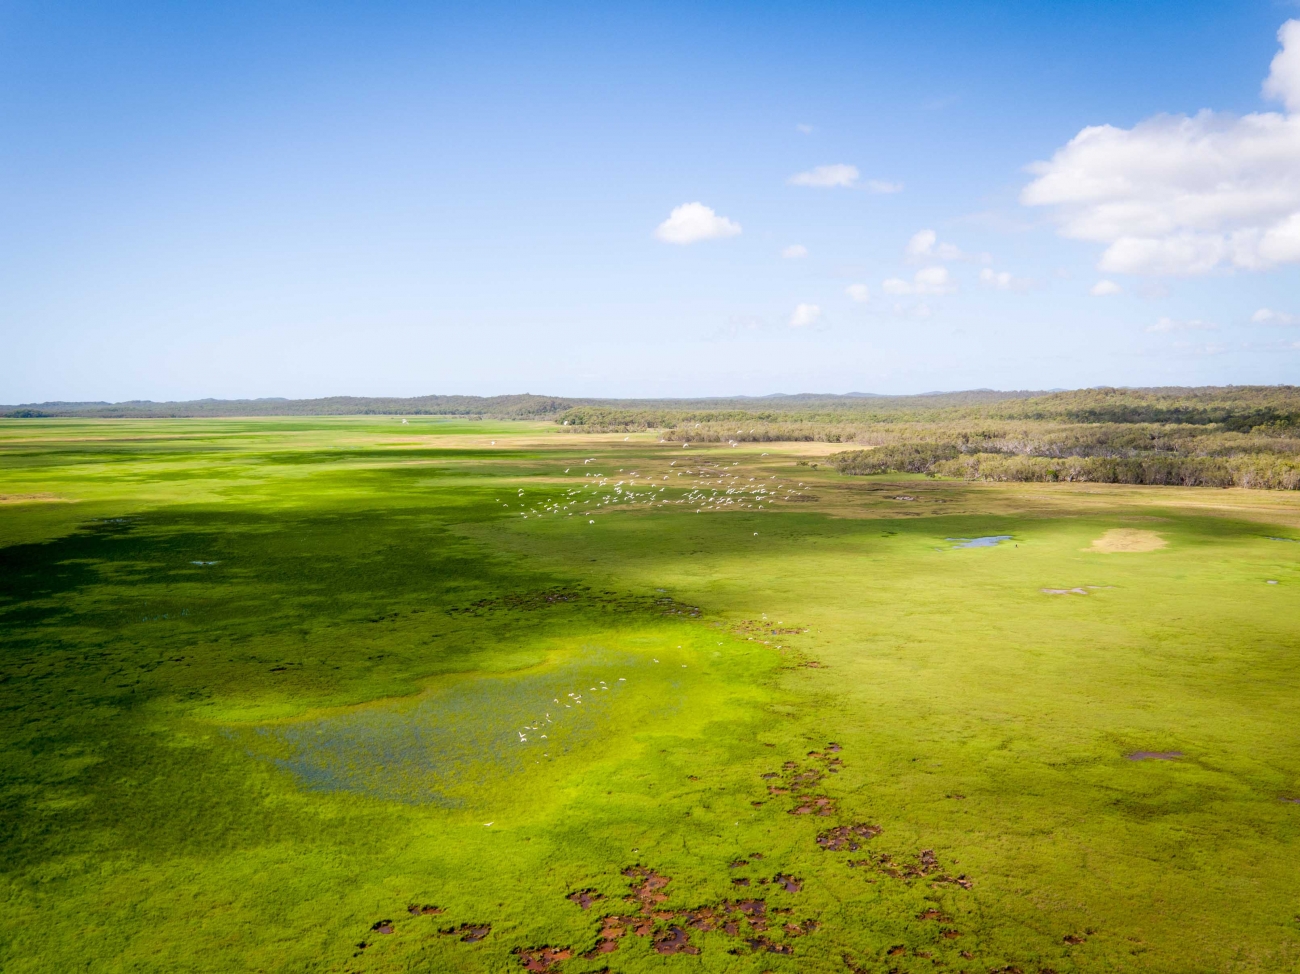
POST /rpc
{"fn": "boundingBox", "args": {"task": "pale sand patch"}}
[0,493,72,504]
[1089,529,1166,553]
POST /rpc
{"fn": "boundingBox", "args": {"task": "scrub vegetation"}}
[2,414,1300,973]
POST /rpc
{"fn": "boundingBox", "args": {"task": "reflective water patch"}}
[260,650,666,805]
[946,536,1012,549]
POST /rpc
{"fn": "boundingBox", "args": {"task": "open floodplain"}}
[3,416,1300,974]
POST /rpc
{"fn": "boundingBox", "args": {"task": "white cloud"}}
[1090,279,1122,296]
[788,164,859,188]
[979,268,1030,291]
[905,229,937,257]
[1021,19,1300,276]
[781,244,808,259]
[845,283,870,303]
[882,265,956,296]
[796,123,814,134]
[905,229,964,260]
[1253,307,1299,324]
[1264,20,1300,112]
[866,179,904,194]
[1147,316,1217,333]
[789,303,822,328]
[654,202,742,245]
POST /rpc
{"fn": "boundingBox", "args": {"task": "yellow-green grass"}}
[2,417,1299,973]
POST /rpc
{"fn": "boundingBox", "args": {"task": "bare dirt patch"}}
[1089,529,1167,553]
[0,493,71,504]
[567,890,603,910]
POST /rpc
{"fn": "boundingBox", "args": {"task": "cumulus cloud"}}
[788,164,859,188]
[789,303,823,328]
[1021,20,1300,276]
[1264,20,1300,112]
[882,265,956,296]
[1090,279,1122,296]
[979,268,1030,291]
[654,202,742,244]
[845,283,870,303]
[1147,316,1217,333]
[905,229,965,260]
[1253,307,1299,324]
[781,244,808,259]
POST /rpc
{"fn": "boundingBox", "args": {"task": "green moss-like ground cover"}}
[3,417,1300,973]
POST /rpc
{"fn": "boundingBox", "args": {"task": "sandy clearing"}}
[0,493,72,504]
[1089,529,1167,553]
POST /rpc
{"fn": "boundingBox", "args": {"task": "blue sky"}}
[3,0,1299,401]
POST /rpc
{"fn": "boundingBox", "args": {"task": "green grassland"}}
[3,417,1300,973]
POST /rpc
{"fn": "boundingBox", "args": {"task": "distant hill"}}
[3,386,1297,427]
[0,389,1041,419]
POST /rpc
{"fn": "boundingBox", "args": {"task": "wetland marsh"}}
[2,416,1300,973]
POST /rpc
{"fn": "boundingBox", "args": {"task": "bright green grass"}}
[2,417,1300,973]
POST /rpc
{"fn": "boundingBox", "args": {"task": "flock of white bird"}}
[515,676,631,758]
[499,454,811,522]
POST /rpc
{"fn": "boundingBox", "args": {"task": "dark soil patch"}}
[789,795,834,816]
[732,878,750,887]
[1064,934,1086,944]
[1127,751,1183,761]
[816,824,882,851]
[653,926,700,955]
[567,890,603,910]
[408,904,444,915]
[442,923,491,942]
[371,920,394,934]
[515,946,574,972]
[774,874,802,893]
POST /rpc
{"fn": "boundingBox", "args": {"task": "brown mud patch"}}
[408,904,444,915]
[522,860,813,966]
[653,926,700,955]
[816,824,882,851]
[1089,529,1166,553]
[567,890,603,910]
[515,946,574,971]
[442,923,491,942]
[1127,750,1182,761]
[0,493,72,504]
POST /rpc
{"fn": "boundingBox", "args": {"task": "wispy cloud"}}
[788,164,859,188]
[789,303,823,327]
[796,123,814,134]
[1253,307,1299,324]
[845,283,870,303]
[1090,279,1122,296]
[905,229,965,261]
[781,244,808,259]
[882,266,956,296]
[1147,316,1217,333]
[654,202,742,245]
[980,268,1030,291]
[865,179,904,194]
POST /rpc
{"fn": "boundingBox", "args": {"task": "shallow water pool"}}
[947,535,1013,548]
